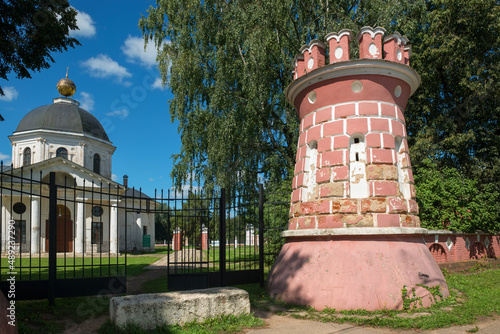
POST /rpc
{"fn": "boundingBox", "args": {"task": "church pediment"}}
[3,156,124,190]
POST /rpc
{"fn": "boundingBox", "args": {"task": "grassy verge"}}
[1,255,160,280]
[141,274,168,293]
[98,314,264,334]
[239,264,500,330]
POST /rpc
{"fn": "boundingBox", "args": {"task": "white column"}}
[31,198,40,253]
[75,201,84,254]
[110,203,118,253]
[149,213,155,249]
[1,204,7,252]
[136,214,143,249]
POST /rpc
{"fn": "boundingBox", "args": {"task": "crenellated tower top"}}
[293,26,412,81]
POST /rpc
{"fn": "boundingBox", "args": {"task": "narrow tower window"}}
[23,147,31,166]
[302,140,318,202]
[349,135,368,198]
[93,153,101,174]
[395,137,408,198]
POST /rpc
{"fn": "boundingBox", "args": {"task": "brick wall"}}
[424,233,500,263]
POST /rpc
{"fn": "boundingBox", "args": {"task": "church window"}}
[93,153,101,174]
[56,147,68,159]
[23,147,31,166]
[14,220,26,244]
[91,222,103,244]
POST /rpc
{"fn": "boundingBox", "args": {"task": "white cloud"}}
[79,91,94,111]
[121,35,158,68]
[0,152,11,166]
[170,185,202,198]
[106,108,129,119]
[81,54,132,85]
[70,9,96,38]
[151,77,164,90]
[0,86,19,102]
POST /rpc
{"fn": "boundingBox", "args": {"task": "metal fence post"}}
[219,188,226,286]
[258,184,265,287]
[48,172,57,306]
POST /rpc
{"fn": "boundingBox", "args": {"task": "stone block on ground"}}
[109,287,250,329]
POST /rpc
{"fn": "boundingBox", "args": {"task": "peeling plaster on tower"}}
[267,27,449,311]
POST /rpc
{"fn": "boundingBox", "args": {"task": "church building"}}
[1,76,155,254]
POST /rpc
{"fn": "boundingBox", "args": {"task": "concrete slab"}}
[110,287,250,329]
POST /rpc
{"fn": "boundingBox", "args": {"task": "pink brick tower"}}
[268,27,449,311]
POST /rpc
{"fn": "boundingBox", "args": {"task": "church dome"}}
[15,98,110,142]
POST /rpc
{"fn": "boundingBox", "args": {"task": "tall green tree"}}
[407,0,500,183]
[415,159,499,232]
[141,1,500,231]
[140,0,424,193]
[0,0,80,96]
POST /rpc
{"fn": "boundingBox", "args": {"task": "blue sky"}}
[0,0,181,197]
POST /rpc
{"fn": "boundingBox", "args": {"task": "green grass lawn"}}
[1,256,159,280]
[141,274,168,293]
[168,246,260,273]
[12,256,500,334]
[13,255,161,334]
[241,264,500,331]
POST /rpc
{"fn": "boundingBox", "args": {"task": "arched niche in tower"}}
[349,134,368,198]
[302,140,318,202]
[394,136,409,199]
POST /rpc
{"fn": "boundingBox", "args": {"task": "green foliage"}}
[414,159,500,232]
[407,0,500,227]
[401,285,423,310]
[262,186,291,267]
[140,0,426,192]
[154,203,171,242]
[0,0,80,95]
[141,0,500,226]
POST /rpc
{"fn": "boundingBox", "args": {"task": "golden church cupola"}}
[8,76,116,178]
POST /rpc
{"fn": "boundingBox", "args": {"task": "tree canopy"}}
[141,0,500,232]
[0,0,80,96]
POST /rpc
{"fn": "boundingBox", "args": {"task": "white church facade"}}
[0,77,155,254]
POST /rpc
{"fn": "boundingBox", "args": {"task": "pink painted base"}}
[267,235,449,310]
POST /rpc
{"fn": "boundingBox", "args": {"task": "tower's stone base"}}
[267,229,449,310]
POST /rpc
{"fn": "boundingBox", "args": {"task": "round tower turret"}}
[268,27,449,311]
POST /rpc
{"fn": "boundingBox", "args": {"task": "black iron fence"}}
[1,162,290,300]
[152,184,289,290]
[0,164,132,304]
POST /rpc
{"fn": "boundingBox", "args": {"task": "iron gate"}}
[0,166,127,304]
[162,184,289,291]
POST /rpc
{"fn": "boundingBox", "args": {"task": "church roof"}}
[14,98,110,142]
